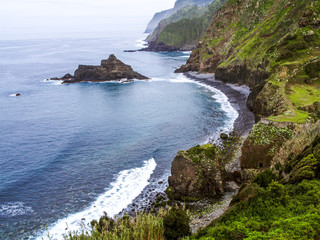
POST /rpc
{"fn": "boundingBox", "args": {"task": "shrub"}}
[290,154,319,183]
[163,207,191,240]
[253,169,277,188]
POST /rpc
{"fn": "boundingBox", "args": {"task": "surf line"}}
[35,158,157,240]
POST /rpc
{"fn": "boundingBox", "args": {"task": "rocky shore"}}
[48,54,149,84]
[120,72,256,232]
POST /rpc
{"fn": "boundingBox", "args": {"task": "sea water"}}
[0,31,238,239]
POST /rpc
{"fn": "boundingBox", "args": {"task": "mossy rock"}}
[168,144,225,200]
[241,122,294,169]
[182,144,219,164]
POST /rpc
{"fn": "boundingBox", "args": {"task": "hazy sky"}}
[0,0,175,40]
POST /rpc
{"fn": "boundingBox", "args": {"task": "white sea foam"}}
[135,35,148,48]
[196,82,239,143]
[149,74,194,83]
[198,82,238,121]
[149,73,238,142]
[0,202,34,217]
[35,158,156,240]
[43,79,63,85]
[168,74,195,83]
[227,83,251,98]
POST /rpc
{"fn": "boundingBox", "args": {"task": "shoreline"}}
[184,72,255,138]
[120,71,255,225]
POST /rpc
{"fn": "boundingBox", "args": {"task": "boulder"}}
[167,144,225,200]
[220,133,228,140]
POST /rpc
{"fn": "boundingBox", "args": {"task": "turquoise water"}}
[0,31,237,239]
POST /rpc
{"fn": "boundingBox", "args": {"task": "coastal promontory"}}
[49,54,149,84]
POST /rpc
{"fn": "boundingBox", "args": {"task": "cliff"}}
[144,9,174,34]
[64,0,320,239]
[144,0,214,34]
[49,54,148,84]
[175,0,320,171]
[177,0,320,118]
[192,136,320,239]
[144,0,226,51]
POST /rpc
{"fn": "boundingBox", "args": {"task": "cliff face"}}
[167,143,242,201]
[145,0,215,34]
[144,9,174,34]
[175,0,320,170]
[144,0,227,51]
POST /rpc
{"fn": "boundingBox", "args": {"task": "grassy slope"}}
[182,0,320,123]
[187,137,320,240]
[146,5,208,42]
[148,0,227,50]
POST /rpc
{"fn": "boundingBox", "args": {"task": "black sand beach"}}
[185,72,255,137]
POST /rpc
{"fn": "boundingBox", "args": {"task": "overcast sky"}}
[0,0,175,40]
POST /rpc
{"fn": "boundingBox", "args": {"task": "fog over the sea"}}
[0,0,175,40]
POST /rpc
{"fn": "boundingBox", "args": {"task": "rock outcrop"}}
[49,54,149,84]
[167,144,241,201]
[174,0,320,172]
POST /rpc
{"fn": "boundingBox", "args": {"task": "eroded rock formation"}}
[49,54,149,84]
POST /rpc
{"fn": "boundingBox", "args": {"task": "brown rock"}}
[49,54,149,84]
[167,145,225,200]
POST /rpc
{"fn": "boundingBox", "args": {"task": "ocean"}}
[0,31,238,239]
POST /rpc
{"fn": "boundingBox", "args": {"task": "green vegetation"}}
[147,5,208,43]
[157,18,209,49]
[186,137,320,239]
[182,0,320,123]
[62,1,320,239]
[180,144,218,164]
[288,84,320,108]
[65,212,165,240]
[148,0,227,50]
[163,207,191,240]
[64,207,191,240]
[188,180,320,240]
[268,109,311,124]
[247,123,294,146]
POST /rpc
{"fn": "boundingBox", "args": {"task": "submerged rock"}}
[49,54,149,84]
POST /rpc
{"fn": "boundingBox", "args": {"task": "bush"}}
[290,154,319,183]
[253,169,277,188]
[163,207,191,240]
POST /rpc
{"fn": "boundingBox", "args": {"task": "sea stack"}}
[49,54,149,84]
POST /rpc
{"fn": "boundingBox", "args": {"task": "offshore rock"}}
[49,54,149,84]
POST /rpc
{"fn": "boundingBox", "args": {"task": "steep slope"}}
[191,137,320,239]
[144,9,174,34]
[146,5,208,44]
[144,0,227,51]
[176,0,320,172]
[144,0,214,33]
[177,0,320,121]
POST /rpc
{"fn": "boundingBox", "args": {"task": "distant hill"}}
[143,0,226,51]
[144,0,214,34]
